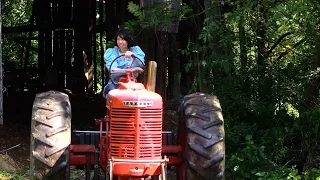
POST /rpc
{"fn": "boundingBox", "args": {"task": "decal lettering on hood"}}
[122,101,153,107]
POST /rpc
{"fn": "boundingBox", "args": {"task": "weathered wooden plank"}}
[155,31,168,100]
[167,33,180,100]
[105,0,117,41]
[3,23,75,33]
[0,1,3,125]
[116,0,128,25]
[65,30,73,89]
[59,30,66,90]
[92,0,97,93]
[99,0,105,86]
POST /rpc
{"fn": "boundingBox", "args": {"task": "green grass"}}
[0,170,28,180]
[0,169,92,180]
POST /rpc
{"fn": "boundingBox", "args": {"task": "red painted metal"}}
[96,118,109,173]
[69,145,95,165]
[112,162,161,176]
[162,145,182,153]
[106,80,164,177]
[70,144,95,152]
[69,154,95,166]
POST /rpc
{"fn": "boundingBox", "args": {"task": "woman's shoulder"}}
[105,47,120,55]
[130,46,143,52]
[104,47,120,61]
[130,45,141,49]
[106,46,119,52]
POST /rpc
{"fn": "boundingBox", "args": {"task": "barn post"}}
[0,0,3,125]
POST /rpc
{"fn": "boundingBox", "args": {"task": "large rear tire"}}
[30,91,71,180]
[179,93,225,180]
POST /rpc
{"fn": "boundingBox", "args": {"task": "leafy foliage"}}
[177,0,320,179]
[3,0,32,26]
[2,0,33,68]
[127,0,192,30]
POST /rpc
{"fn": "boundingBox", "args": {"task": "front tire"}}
[179,93,225,180]
[30,91,71,180]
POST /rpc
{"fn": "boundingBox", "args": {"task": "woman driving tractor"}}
[103,28,145,98]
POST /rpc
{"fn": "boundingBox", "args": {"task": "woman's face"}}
[117,36,128,50]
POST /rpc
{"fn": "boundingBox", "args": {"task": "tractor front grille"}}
[110,108,162,159]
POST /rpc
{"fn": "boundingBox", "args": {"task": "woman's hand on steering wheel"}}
[132,67,144,73]
[124,51,133,58]
[109,54,145,85]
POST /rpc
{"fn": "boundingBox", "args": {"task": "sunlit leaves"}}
[3,0,32,26]
[128,0,190,30]
[2,0,33,67]
[180,3,193,19]
[127,2,143,20]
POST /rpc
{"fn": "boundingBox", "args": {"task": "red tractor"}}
[30,55,225,180]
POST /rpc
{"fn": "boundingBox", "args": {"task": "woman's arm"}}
[104,48,126,73]
[130,46,146,66]
[104,48,117,70]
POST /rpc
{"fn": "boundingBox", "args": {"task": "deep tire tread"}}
[34,118,54,128]
[187,126,212,139]
[46,125,68,137]
[46,111,67,119]
[45,144,69,156]
[180,92,225,180]
[192,135,223,149]
[202,119,223,129]
[189,143,212,159]
[32,133,54,146]
[32,151,55,167]
[30,91,71,180]
[34,105,54,111]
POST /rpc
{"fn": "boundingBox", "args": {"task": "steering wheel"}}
[108,54,145,85]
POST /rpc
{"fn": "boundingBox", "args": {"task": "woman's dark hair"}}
[115,29,136,48]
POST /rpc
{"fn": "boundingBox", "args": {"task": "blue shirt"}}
[104,46,145,84]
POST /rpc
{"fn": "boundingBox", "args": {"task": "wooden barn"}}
[1,0,214,125]
[2,0,188,99]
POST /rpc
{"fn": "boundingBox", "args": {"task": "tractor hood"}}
[107,83,163,108]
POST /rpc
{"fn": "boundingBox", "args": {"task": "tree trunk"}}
[256,0,269,102]
[256,0,268,68]
[239,2,247,70]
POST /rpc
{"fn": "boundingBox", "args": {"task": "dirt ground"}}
[0,121,30,173]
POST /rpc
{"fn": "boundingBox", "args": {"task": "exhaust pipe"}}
[147,61,157,92]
